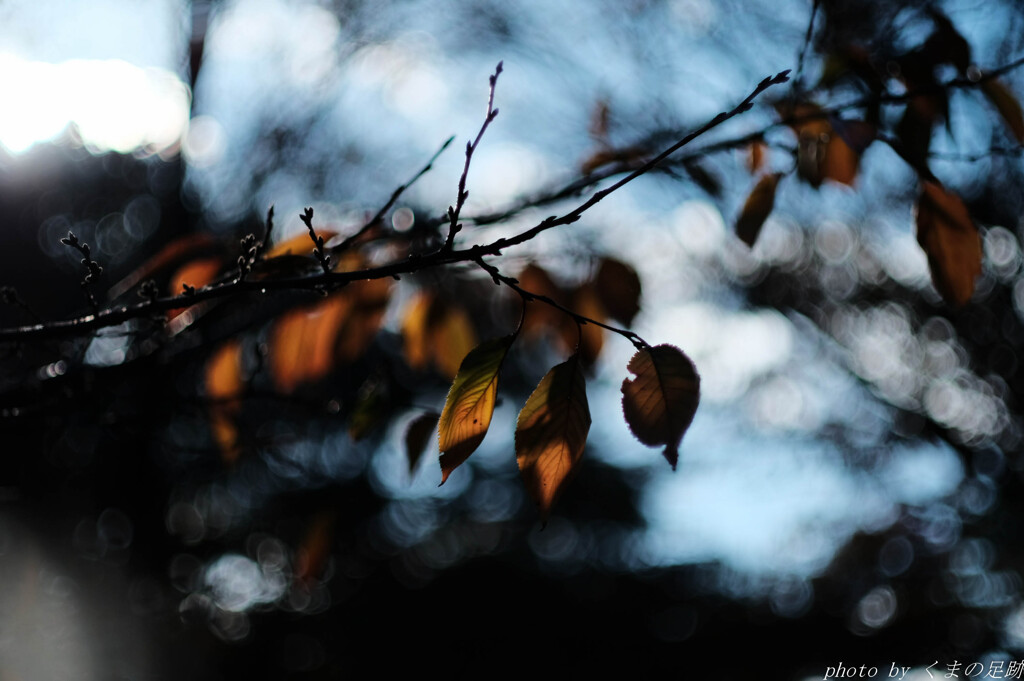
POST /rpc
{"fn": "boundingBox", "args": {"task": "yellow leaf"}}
[515,354,591,519]
[916,181,982,308]
[621,344,700,470]
[982,79,1024,145]
[735,173,782,247]
[438,335,514,483]
[205,339,244,465]
[405,412,440,475]
[594,257,642,326]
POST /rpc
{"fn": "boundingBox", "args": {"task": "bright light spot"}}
[0,54,189,155]
[653,303,794,401]
[183,115,226,168]
[204,554,287,612]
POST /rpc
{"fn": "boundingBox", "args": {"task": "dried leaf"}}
[735,173,782,247]
[205,339,244,465]
[438,335,514,483]
[916,181,982,307]
[594,257,642,326]
[405,412,440,475]
[621,344,700,469]
[982,79,1024,144]
[515,354,591,519]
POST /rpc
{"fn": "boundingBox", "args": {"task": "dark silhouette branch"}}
[0,68,789,344]
[443,61,503,251]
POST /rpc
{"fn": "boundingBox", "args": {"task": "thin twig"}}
[333,136,455,256]
[0,286,44,324]
[443,61,503,251]
[0,71,794,344]
[792,0,821,92]
[299,207,332,274]
[473,256,647,350]
[60,231,103,313]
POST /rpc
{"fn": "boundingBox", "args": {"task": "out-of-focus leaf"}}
[746,141,766,175]
[265,229,339,259]
[581,145,649,176]
[405,412,440,475]
[594,257,641,327]
[822,134,859,187]
[401,292,478,379]
[205,339,244,465]
[560,285,605,367]
[270,295,352,394]
[438,335,514,483]
[348,377,389,441]
[295,511,336,586]
[108,233,220,299]
[621,344,700,470]
[778,102,831,187]
[682,159,722,198]
[515,354,591,519]
[916,181,982,308]
[896,98,940,172]
[982,78,1024,145]
[735,173,782,247]
[518,264,566,339]
[168,256,224,318]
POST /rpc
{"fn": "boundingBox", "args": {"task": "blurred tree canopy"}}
[3,0,1024,678]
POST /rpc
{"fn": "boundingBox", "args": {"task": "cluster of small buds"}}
[300,207,332,273]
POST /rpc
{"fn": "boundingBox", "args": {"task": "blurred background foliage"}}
[2,0,1024,678]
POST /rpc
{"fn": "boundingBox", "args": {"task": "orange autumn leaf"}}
[736,173,782,247]
[515,353,591,519]
[205,339,244,465]
[108,232,220,299]
[621,344,700,470]
[269,295,352,394]
[916,181,982,308]
[437,335,514,483]
[167,256,224,318]
[265,229,339,259]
